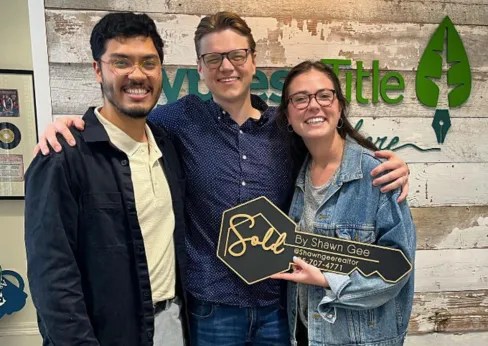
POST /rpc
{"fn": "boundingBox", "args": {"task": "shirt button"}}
[120,159,128,166]
[144,291,150,297]
[241,181,246,186]
[127,203,134,211]
[138,246,144,253]
[147,331,153,338]
[222,110,226,114]
[217,116,221,120]
[239,130,243,134]
[242,155,247,160]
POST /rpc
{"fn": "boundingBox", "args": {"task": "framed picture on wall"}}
[0,70,38,199]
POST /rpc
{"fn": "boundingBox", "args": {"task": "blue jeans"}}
[188,296,290,346]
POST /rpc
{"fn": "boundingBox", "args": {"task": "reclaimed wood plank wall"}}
[43,0,488,343]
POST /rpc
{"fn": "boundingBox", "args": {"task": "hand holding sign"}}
[217,197,412,285]
[270,257,329,287]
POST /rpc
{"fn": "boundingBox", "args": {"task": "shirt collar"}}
[81,107,168,155]
[209,94,272,124]
[94,107,142,157]
[91,107,162,161]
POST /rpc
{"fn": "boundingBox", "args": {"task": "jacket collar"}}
[295,136,365,190]
[81,107,168,148]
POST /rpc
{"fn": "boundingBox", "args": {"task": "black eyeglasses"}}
[199,49,252,69]
[288,89,336,110]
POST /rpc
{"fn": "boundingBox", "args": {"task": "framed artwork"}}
[0,70,38,199]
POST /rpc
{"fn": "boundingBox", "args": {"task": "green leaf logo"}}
[416,16,471,108]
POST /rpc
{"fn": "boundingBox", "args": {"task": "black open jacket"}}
[25,107,188,345]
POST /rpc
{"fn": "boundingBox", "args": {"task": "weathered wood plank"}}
[414,249,488,292]
[350,117,488,164]
[44,0,488,26]
[405,332,488,345]
[49,64,488,119]
[408,163,488,207]
[45,11,488,72]
[412,206,488,250]
[409,290,488,334]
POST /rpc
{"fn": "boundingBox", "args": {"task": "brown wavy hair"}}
[276,61,378,174]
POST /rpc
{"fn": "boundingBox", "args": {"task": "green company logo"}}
[161,17,471,152]
[416,16,471,144]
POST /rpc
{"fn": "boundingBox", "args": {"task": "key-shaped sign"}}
[217,196,412,285]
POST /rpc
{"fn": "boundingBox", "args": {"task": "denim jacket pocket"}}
[335,225,376,244]
[312,223,336,237]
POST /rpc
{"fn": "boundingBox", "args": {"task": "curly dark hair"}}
[90,12,164,63]
[276,61,378,174]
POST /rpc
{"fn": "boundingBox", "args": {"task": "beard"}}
[100,75,160,119]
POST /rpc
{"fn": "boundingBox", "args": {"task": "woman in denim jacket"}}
[272,61,416,346]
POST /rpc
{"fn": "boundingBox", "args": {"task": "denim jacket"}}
[287,138,416,346]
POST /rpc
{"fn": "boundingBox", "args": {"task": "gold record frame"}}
[0,70,38,199]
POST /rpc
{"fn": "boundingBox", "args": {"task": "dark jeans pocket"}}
[189,297,215,319]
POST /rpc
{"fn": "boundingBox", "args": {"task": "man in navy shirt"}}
[36,11,410,346]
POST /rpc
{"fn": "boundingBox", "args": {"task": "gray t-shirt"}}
[298,161,340,327]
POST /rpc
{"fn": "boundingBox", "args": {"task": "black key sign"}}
[217,196,412,285]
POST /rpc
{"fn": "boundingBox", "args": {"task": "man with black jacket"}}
[24,12,187,346]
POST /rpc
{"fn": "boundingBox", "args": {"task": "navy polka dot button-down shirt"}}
[149,94,294,307]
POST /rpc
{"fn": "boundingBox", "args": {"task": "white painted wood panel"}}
[412,206,488,250]
[350,117,488,164]
[405,332,488,345]
[414,249,488,292]
[407,163,488,207]
[44,0,488,26]
[45,11,488,71]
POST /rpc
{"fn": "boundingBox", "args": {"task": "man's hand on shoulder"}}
[34,116,85,156]
[370,150,410,203]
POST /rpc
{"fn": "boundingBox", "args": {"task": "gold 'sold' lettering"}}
[227,214,287,257]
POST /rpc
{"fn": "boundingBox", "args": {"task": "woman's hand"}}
[270,257,329,287]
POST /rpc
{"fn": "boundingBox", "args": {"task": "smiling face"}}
[94,36,162,119]
[286,68,342,141]
[197,29,256,105]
